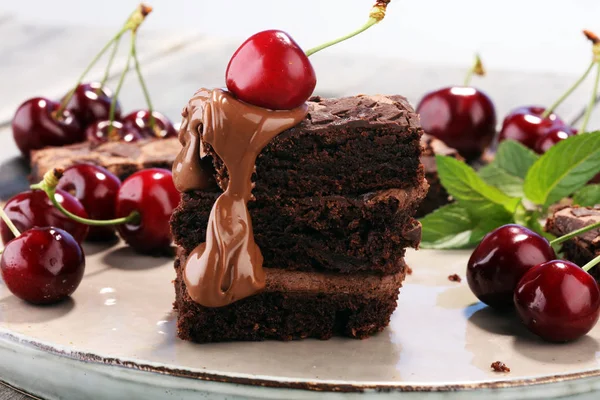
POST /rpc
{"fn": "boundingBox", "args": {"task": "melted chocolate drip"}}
[174,89,307,307]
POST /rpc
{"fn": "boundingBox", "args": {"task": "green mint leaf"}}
[420,203,511,249]
[436,155,521,219]
[573,184,600,207]
[478,140,538,197]
[524,131,600,207]
[512,203,555,241]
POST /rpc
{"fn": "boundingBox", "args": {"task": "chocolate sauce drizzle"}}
[173,89,307,307]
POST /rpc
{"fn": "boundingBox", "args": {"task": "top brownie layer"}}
[195,94,424,198]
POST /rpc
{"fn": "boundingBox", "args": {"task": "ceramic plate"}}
[2,239,600,399]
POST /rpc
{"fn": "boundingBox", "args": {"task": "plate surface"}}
[2,242,600,399]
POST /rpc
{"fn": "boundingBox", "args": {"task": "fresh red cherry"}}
[514,260,600,342]
[467,224,556,309]
[63,82,122,128]
[226,30,316,110]
[534,124,577,154]
[498,106,565,150]
[1,190,89,245]
[416,87,496,161]
[0,227,85,304]
[121,110,177,139]
[56,164,121,241]
[85,120,142,144]
[115,168,180,255]
[12,97,83,157]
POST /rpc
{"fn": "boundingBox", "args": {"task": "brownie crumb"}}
[406,266,413,275]
[448,274,461,282]
[491,361,510,373]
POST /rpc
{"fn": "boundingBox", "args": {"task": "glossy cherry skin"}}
[122,110,177,139]
[498,106,564,150]
[514,260,600,342]
[0,227,85,304]
[63,82,121,128]
[416,87,496,161]
[56,164,122,241]
[0,190,89,245]
[12,97,83,157]
[467,224,556,309]
[115,168,180,255]
[226,30,316,110]
[534,124,577,153]
[85,120,142,144]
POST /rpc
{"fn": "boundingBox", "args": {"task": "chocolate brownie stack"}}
[547,206,600,280]
[171,91,428,343]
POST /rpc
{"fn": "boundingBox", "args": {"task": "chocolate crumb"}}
[448,274,461,282]
[406,266,413,275]
[491,361,510,373]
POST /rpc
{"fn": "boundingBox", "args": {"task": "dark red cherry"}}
[226,30,316,110]
[63,82,121,128]
[498,106,564,150]
[514,260,600,342]
[56,164,121,241]
[0,227,85,304]
[467,224,556,309]
[534,124,577,153]
[115,168,180,255]
[1,190,89,245]
[12,97,83,157]
[85,120,142,144]
[416,87,496,161]
[121,110,177,139]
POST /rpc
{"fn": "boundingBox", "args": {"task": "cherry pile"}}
[418,30,600,159]
[11,4,176,159]
[0,165,180,304]
[467,223,600,342]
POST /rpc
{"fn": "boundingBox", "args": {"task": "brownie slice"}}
[174,251,406,343]
[546,206,600,280]
[416,134,462,218]
[201,94,424,198]
[29,138,180,182]
[172,179,427,274]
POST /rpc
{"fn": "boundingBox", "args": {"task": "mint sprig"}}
[420,133,600,249]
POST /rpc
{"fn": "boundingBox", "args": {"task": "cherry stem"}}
[131,32,155,130]
[100,36,122,89]
[108,43,133,125]
[583,253,600,272]
[551,219,600,246]
[464,54,484,87]
[0,207,20,238]
[304,0,390,57]
[580,62,600,133]
[30,169,140,227]
[541,61,595,119]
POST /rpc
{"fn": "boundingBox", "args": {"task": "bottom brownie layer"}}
[174,252,405,343]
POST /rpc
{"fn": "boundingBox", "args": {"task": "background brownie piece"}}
[171,179,427,274]
[416,134,462,218]
[546,206,600,280]
[29,138,180,182]
[203,94,425,198]
[174,252,405,343]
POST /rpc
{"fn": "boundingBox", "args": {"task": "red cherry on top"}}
[1,189,89,245]
[514,260,600,342]
[416,87,496,161]
[466,224,556,309]
[12,97,83,157]
[534,124,577,154]
[85,120,142,144]
[122,110,177,139]
[115,168,180,255]
[226,30,317,110]
[0,227,85,304]
[63,82,122,128]
[56,164,122,241]
[498,106,565,150]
